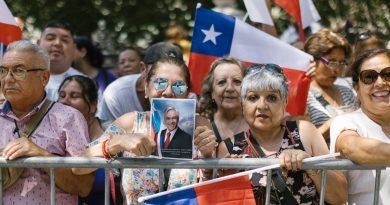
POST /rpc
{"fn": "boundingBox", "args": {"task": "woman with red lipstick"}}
[305,29,357,144]
[200,57,249,148]
[330,49,390,204]
[217,64,347,205]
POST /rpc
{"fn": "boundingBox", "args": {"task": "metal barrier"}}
[0,157,385,205]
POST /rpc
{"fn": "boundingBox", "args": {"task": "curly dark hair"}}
[200,56,244,120]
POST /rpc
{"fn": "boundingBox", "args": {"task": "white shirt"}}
[330,109,390,205]
[46,67,85,101]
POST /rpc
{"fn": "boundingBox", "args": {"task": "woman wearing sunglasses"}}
[72,57,217,204]
[330,49,390,205]
[217,64,347,205]
[304,29,357,144]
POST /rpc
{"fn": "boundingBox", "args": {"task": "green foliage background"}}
[6,0,390,52]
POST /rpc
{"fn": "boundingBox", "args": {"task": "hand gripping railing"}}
[0,156,385,205]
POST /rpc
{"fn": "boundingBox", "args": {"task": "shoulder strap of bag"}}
[211,120,222,144]
[20,99,55,138]
[248,133,299,205]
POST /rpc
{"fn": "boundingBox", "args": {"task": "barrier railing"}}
[0,157,385,205]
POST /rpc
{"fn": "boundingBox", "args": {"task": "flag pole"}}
[243,12,249,22]
[138,152,340,203]
[0,43,3,64]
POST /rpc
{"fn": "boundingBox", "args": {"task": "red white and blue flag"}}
[142,175,255,205]
[0,0,22,56]
[189,7,313,115]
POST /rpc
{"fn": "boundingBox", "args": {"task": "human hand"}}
[194,126,218,158]
[305,60,317,77]
[120,133,156,156]
[217,153,240,176]
[2,137,51,160]
[279,149,311,171]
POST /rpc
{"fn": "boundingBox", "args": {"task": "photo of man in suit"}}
[159,107,193,159]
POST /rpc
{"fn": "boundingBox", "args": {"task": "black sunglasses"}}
[359,67,390,85]
[245,64,282,76]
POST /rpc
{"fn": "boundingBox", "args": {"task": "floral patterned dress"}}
[224,121,321,205]
[116,112,197,204]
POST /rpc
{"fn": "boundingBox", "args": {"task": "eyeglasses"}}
[245,63,282,76]
[319,57,348,70]
[152,77,188,95]
[359,67,390,85]
[0,66,45,80]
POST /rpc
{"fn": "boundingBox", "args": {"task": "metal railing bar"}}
[319,169,327,205]
[159,168,164,192]
[265,170,272,205]
[105,168,110,205]
[50,168,56,205]
[374,169,381,205]
[0,157,384,170]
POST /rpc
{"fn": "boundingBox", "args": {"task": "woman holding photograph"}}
[73,57,217,204]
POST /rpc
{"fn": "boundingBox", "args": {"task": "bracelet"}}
[105,134,119,162]
[102,138,111,160]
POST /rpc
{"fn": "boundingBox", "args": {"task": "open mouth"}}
[372,90,390,99]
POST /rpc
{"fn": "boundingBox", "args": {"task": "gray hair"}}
[6,40,50,69]
[164,107,179,119]
[241,69,289,102]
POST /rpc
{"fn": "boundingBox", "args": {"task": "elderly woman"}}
[305,29,356,142]
[73,57,216,204]
[330,49,390,205]
[200,57,248,149]
[218,64,347,204]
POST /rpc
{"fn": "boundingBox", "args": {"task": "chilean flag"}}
[189,7,312,115]
[142,175,255,205]
[0,0,22,55]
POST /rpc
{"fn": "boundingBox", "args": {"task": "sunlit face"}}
[145,62,189,99]
[58,80,92,120]
[212,63,243,112]
[0,50,49,105]
[356,53,390,116]
[313,47,346,88]
[242,89,285,131]
[165,109,179,131]
[38,27,75,74]
[118,49,143,76]
[0,89,5,104]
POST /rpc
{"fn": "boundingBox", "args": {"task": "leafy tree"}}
[6,0,389,53]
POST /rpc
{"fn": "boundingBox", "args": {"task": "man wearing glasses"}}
[0,40,94,204]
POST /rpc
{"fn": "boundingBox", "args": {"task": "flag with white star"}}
[189,7,313,115]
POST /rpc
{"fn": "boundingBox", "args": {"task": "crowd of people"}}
[0,15,389,205]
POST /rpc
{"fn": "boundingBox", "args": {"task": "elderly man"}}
[0,40,94,204]
[38,20,84,100]
[158,107,192,159]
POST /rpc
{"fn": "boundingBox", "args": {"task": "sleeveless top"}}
[224,121,321,205]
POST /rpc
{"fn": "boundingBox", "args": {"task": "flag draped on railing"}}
[188,7,313,115]
[139,153,340,204]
